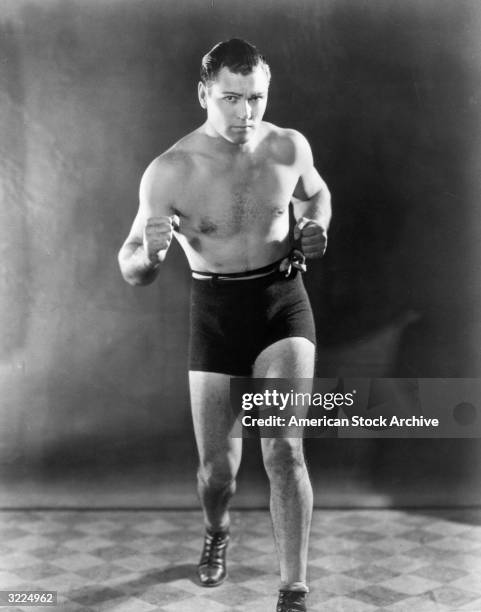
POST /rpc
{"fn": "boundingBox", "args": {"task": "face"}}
[199,65,270,145]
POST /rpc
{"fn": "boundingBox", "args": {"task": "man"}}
[118,39,331,612]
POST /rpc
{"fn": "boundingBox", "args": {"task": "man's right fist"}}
[143,215,179,265]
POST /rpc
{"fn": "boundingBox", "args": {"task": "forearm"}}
[292,183,331,259]
[118,241,160,286]
[294,184,332,230]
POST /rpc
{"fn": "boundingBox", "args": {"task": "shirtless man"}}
[118,39,331,612]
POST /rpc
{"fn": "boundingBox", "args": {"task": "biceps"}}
[123,159,174,246]
[125,210,146,245]
[292,166,325,201]
[125,170,162,245]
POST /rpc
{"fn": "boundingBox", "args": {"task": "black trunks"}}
[189,268,316,376]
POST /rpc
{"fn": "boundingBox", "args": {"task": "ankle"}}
[280,581,309,593]
[205,523,230,536]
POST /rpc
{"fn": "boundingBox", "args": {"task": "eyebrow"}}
[221,91,266,96]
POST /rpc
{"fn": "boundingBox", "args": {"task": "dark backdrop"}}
[1,0,480,507]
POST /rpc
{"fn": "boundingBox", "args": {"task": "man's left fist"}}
[293,217,328,258]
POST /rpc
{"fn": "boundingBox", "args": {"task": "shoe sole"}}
[198,573,228,587]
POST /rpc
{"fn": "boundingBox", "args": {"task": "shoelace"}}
[199,532,228,567]
[277,590,307,612]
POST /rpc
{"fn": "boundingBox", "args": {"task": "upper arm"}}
[290,130,328,201]
[122,155,178,247]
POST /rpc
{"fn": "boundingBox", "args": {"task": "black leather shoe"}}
[276,590,308,612]
[197,529,229,587]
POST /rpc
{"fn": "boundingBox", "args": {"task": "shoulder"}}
[142,128,211,180]
[138,147,185,212]
[261,123,313,166]
[145,139,194,177]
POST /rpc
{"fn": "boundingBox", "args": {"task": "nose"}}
[237,99,252,120]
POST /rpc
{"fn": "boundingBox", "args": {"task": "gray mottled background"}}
[1,0,480,507]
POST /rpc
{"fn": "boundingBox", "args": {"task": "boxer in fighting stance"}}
[118,39,331,612]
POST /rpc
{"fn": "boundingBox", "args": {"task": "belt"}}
[191,249,307,282]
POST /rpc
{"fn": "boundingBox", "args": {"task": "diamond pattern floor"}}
[0,509,480,611]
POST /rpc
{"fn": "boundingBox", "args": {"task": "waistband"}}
[191,249,307,282]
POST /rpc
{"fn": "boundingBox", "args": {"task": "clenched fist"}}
[293,216,328,259]
[143,215,180,265]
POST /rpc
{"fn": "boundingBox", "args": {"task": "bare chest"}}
[173,161,298,238]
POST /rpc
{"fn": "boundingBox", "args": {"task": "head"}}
[198,38,271,145]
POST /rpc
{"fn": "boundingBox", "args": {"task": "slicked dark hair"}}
[200,38,271,86]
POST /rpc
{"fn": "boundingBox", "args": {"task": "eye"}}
[224,96,238,103]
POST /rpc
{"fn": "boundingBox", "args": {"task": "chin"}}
[234,135,250,145]
[230,132,254,145]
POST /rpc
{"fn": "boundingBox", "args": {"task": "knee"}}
[262,438,306,480]
[197,453,237,489]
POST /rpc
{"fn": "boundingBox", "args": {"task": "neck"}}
[202,121,258,155]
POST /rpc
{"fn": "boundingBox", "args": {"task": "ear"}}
[198,81,207,109]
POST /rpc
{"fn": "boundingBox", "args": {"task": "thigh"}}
[253,337,315,378]
[254,338,314,449]
[189,370,242,466]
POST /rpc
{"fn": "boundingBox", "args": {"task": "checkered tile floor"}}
[0,509,481,611]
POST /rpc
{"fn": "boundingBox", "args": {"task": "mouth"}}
[232,125,254,130]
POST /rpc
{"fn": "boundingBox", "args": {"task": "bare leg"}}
[189,371,242,532]
[254,338,315,590]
